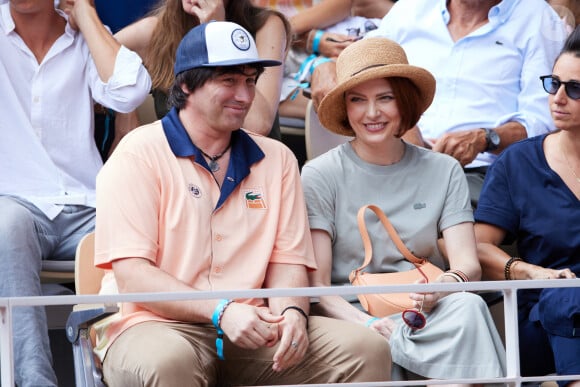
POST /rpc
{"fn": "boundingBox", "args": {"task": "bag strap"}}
[355,204,426,274]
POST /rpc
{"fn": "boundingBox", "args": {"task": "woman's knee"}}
[445,291,489,315]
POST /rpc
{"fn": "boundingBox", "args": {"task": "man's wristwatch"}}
[482,128,500,152]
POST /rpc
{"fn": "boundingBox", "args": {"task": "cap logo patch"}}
[231,28,251,51]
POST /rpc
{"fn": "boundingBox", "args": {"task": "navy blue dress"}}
[475,134,580,384]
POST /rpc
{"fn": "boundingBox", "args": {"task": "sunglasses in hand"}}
[401,266,430,331]
[402,296,427,330]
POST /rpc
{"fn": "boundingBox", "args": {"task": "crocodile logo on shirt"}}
[244,190,267,209]
[413,202,426,210]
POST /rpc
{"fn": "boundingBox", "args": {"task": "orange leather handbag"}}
[349,204,444,317]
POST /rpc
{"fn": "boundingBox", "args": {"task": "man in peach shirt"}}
[94,21,390,386]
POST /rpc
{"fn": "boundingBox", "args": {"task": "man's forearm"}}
[264,263,311,316]
[491,121,527,154]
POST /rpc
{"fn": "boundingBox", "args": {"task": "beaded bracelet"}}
[212,299,234,360]
[504,257,523,280]
[281,305,309,328]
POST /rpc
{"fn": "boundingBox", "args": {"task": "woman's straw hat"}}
[318,37,436,136]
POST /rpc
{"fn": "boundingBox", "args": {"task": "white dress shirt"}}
[368,0,567,167]
[0,5,151,219]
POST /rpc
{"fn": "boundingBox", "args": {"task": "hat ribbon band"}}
[351,63,387,77]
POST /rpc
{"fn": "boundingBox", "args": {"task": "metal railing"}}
[1,279,579,387]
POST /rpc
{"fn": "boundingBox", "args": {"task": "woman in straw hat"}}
[302,37,506,384]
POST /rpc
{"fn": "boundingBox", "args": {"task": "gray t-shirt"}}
[301,141,473,286]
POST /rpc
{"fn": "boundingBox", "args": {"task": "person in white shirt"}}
[310,0,567,206]
[0,0,151,385]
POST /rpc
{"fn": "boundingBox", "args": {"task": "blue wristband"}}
[212,299,233,360]
[312,30,324,54]
[309,56,334,75]
[365,317,380,327]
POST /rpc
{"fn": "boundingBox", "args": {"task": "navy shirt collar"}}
[161,107,265,209]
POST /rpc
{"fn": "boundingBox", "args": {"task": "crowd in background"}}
[1,0,579,386]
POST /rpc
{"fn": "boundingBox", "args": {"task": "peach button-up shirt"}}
[94,108,316,353]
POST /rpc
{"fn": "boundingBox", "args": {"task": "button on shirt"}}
[367,0,567,168]
[0,5,152,219]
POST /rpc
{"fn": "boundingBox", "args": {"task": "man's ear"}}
[180,83,190,95]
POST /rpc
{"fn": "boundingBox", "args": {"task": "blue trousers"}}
[519,287,580,386]
[0,196,94,387]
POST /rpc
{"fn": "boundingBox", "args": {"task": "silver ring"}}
[291,341,298,348]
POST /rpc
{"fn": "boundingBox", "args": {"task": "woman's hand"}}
[516,261,577,280]
[186,0,226,23]
[409,278,441,313]
[409,291,441,313]
[367,316,397,341]
[61,0,95,31]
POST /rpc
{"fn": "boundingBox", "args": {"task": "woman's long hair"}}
[146,0,290,91]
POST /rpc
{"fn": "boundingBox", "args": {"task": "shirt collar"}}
[161,107,266,209]
[0,3,15,35]
[440,0,517,26]
[488,0,518,25]
[55,8,78,39]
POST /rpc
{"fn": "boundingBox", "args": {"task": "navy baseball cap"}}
[174,21,282,75]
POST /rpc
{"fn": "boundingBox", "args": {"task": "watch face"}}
[490,130,500,146]
[486,129,500,151]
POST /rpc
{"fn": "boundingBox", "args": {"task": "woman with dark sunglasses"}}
[475,26,580,387]
[302,37,506,385]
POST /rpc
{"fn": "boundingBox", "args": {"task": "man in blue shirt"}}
[310,0,567,206]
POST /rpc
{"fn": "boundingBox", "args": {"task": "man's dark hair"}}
[168,65,265,110]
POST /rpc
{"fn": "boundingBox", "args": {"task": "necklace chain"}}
[560,138,580,184]
[198,141,232,173]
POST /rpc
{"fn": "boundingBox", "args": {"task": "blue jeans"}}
[0,196,95,387]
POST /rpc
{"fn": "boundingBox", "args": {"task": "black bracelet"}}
[281,306,309,328]
[504,257,523,280]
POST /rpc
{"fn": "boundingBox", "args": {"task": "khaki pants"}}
[103,316,391,386]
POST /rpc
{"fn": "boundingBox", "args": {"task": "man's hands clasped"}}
[219,303,309,372]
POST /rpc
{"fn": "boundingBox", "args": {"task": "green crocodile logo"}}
[245,192,262,201]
